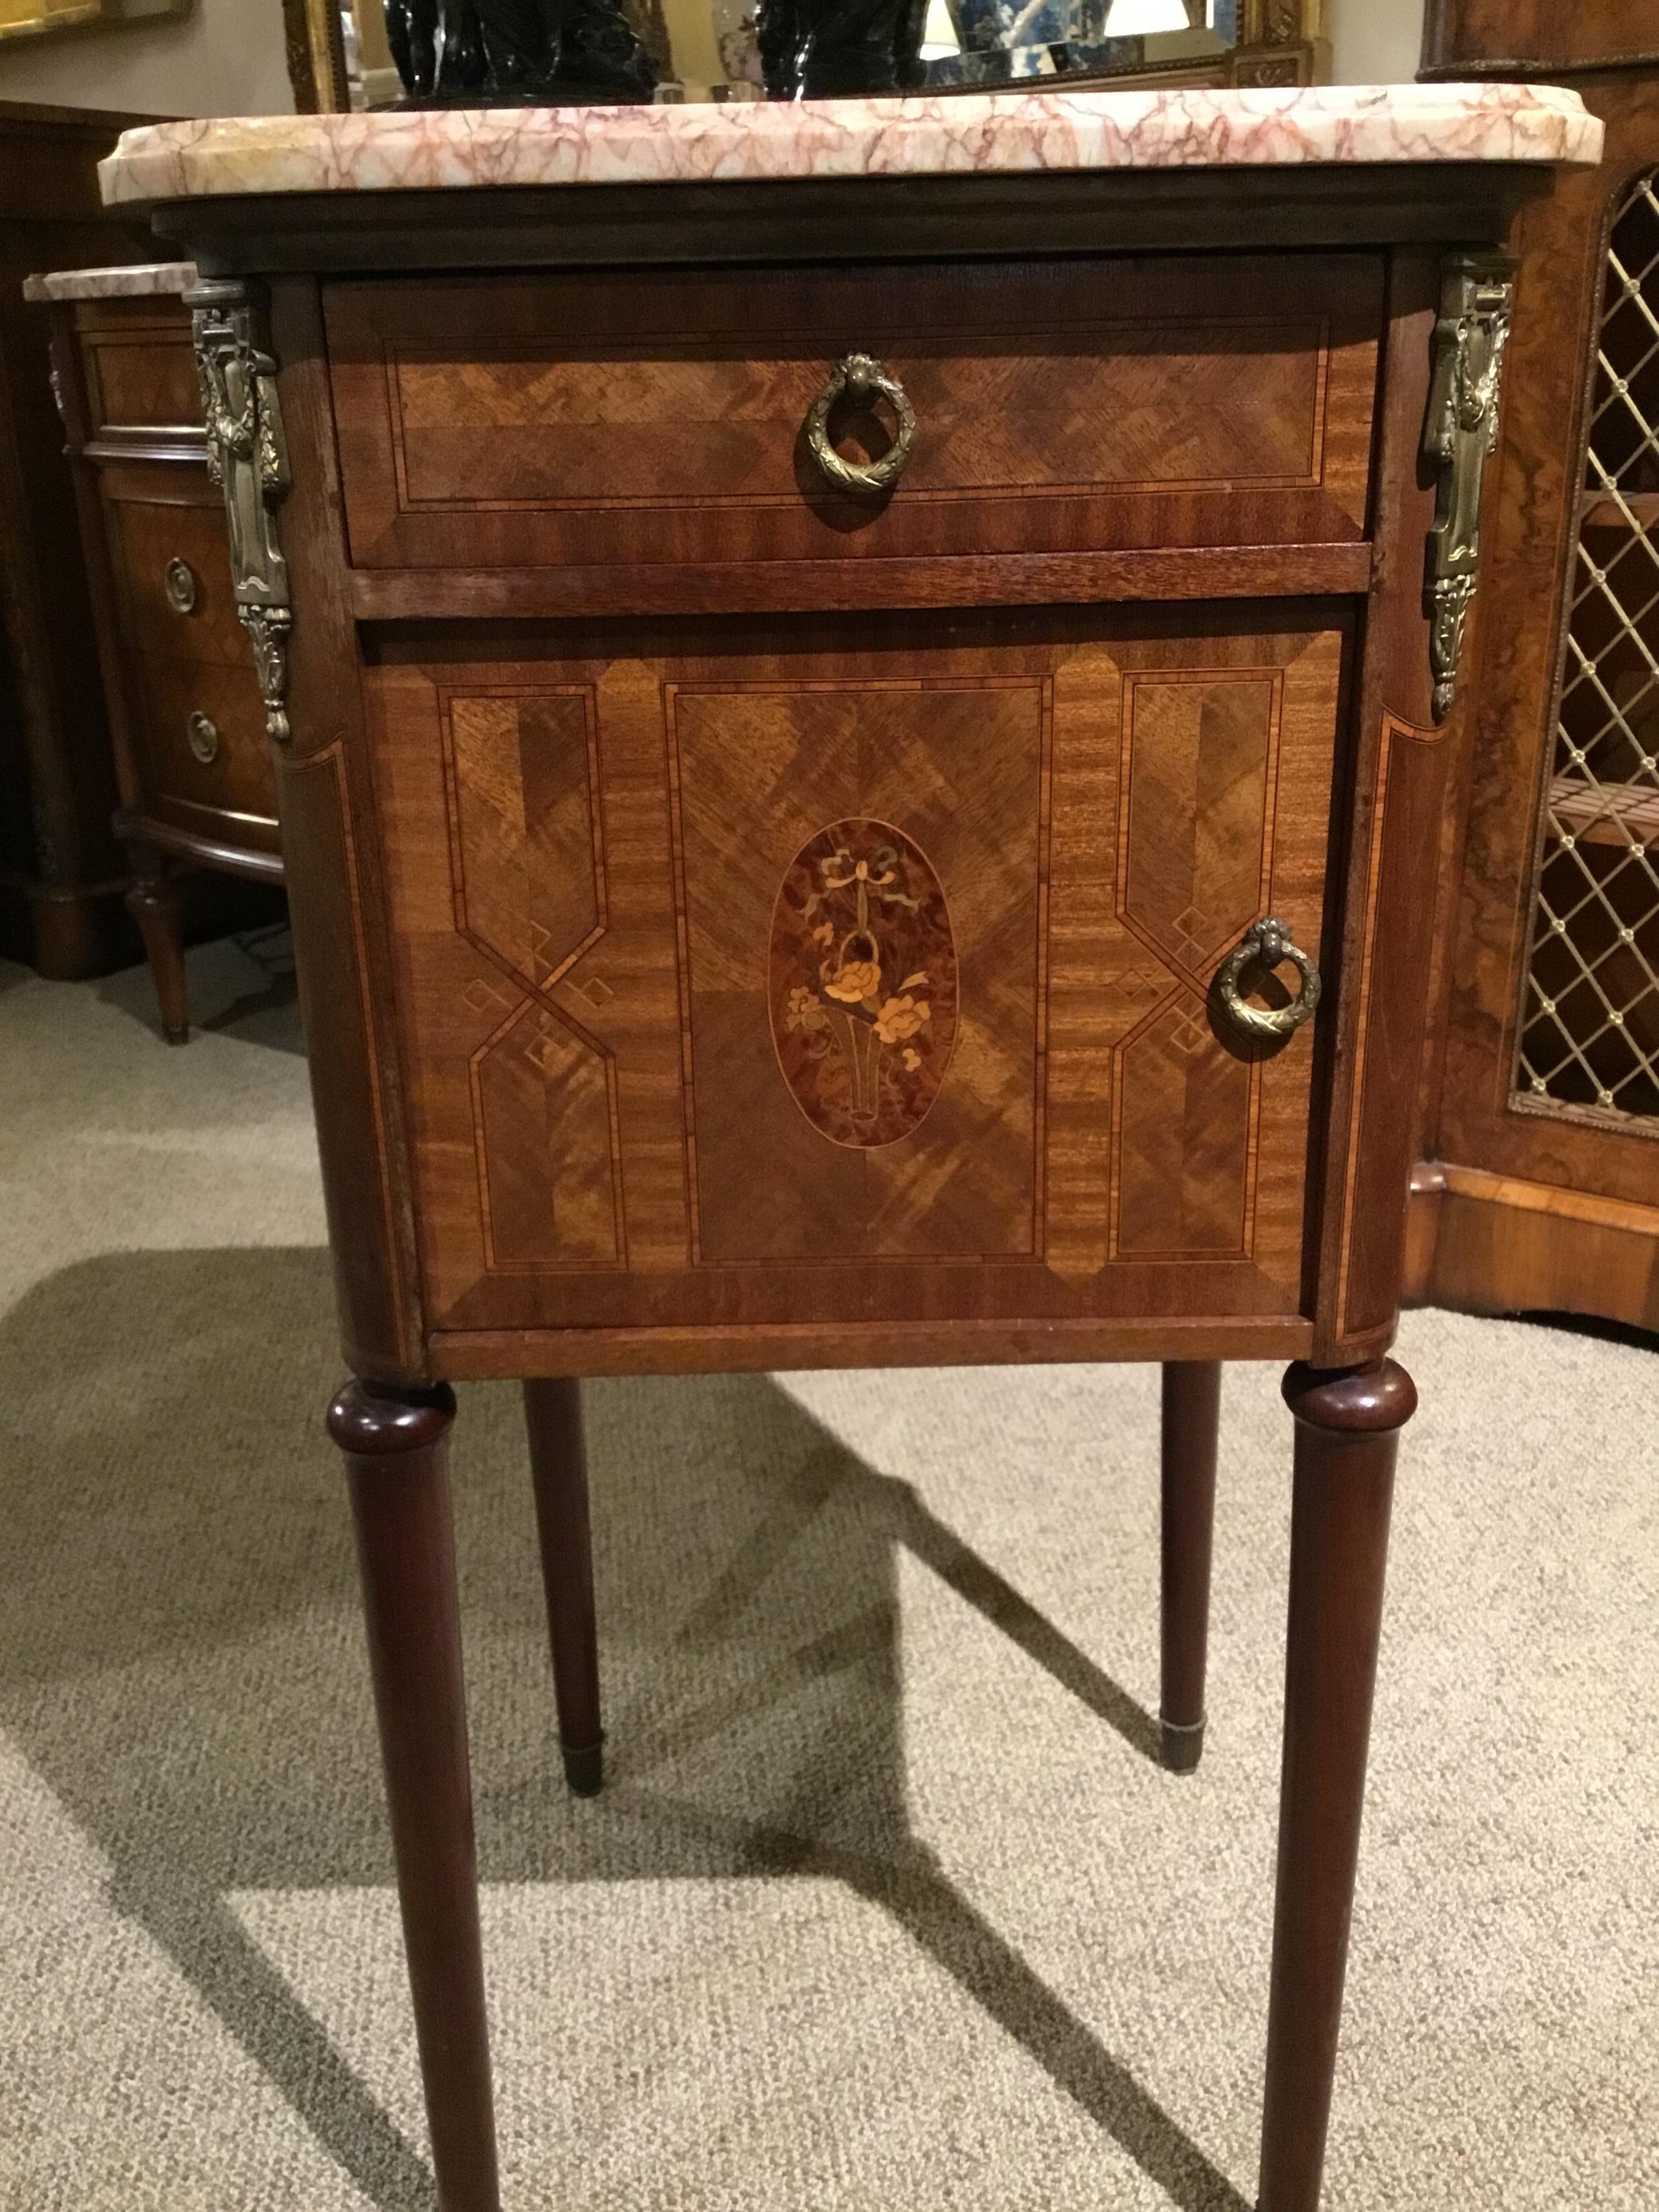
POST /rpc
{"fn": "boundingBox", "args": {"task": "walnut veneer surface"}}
[108,87,1596,2212]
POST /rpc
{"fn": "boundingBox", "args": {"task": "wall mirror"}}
[286,0,1325,110]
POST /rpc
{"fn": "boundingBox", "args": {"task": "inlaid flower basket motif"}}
[769,817,958,1147]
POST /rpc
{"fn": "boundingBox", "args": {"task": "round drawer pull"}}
[165,557,199,615]
[805,352,916,497]
[186,710,220,765]
[1214,917,1322,1044]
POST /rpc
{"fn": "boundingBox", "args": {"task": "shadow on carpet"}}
[0,1246,1245,2212]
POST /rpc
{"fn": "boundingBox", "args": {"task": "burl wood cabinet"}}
[33,263,282,1040]
[1415,3,1659,1326]
[115,83,1594,2212]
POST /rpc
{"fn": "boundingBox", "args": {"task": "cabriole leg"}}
[329,1378,501,2212]
[1257,1357,1415,2212]
[1160,1358,1222,1772]
[523,1376,604,1796]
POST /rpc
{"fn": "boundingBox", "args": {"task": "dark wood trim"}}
[429,1313,1314,1382]
[1406,1159,1659,1331]
[112,811,285,882]
[348,544,1376,625]
[146,165,1549,278]
[1311,248,1448,1361]
[272,274,429,1382]
[1420,53,1659,79]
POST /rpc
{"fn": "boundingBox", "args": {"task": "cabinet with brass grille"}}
[1414,25,1659,1330]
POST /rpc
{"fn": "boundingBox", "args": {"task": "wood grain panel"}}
[326,257,1382,573]
[82,320,202,434]
[1422,0,1659,73]
[670,678,1045,1263]
[364,606,1347,1343]
[129,649,279,846]
[441,688,623,1271]
[104,492,250,668]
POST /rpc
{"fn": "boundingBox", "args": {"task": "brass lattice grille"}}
[1515,173,1659,1128]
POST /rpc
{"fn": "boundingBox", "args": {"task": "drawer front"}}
[100,473,279,851]
[77,301,200,437]
[328,258,1381,573]
[367,607,1346,1338]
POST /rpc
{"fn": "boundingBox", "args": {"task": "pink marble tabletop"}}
[22,261,196,303]
[98,83,1600,207]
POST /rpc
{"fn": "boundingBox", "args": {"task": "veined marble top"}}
[22,261,195,303]
[98,83,1600,207]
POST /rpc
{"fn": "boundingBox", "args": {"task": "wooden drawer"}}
[365,604,1347,1340]
[76,300,201,438]
[97,466,279,852]
[103,484,251,667]
[327,257,1382,575]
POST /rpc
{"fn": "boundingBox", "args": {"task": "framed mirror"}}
[285,0,1326,112]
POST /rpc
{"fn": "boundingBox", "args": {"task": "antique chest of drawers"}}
[28,261,282,1040]
[102,83,1599,2212]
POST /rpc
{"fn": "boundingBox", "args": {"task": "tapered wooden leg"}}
[329,1379,501,2212]
[125,844,188,1044]
[1257,1358,1415,2212]
[523,1377,604,1797]
[1160,1359,1221,1772]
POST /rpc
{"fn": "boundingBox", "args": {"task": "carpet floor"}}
[1,937,1655,2212]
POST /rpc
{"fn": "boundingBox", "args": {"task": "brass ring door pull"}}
[805,352,916,496]
[1214,916,1322,1043]
[186,710,220,764]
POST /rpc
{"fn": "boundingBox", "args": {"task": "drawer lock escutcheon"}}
[805,352,916,497]
[165,557,199,615]
[1214,917,1321,1044]
[186,710,220,765]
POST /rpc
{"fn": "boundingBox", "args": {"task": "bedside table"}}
[103,82,1599,2212]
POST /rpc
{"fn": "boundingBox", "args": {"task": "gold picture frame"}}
[0,0,191,49]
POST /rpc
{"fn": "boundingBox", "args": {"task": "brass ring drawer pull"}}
[186,710,220,764]
[805,352,916,497]
[1214,917,1322,1043]
[165,557,199,615]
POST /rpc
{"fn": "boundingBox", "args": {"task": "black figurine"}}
[756,0,931,98]
[384,0,656,104]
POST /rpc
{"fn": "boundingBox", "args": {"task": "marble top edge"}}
[98,83,1602,207]
[22,260,197,302]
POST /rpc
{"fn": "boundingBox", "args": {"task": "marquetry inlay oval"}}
[769,817,958,1149]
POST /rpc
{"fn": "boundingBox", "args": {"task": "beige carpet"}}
[1,938,1656,2212]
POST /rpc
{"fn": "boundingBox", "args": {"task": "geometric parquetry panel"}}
[1120,672,1279,976]
[445,689,620,1270]
[470,1003,619,1268]
[448,691,605,987]
[1113,991,1254,1257]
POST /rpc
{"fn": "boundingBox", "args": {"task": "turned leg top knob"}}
[1282,1358,1417,1436]
[328,1378,457,1455]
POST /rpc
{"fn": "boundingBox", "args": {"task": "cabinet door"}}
[365,607,1346,1342]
